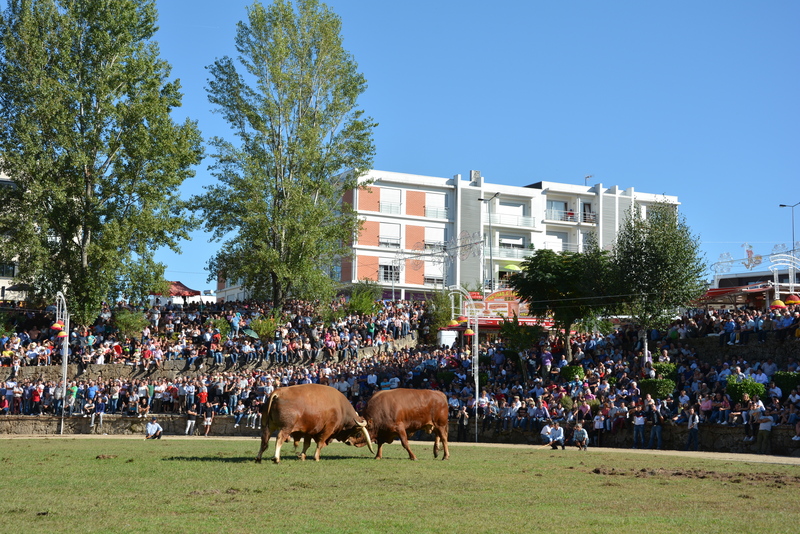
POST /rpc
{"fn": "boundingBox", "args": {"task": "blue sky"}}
[150,0,800,292]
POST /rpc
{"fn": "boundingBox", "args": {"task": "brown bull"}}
[351,388,450,460]
[255,384,374,463]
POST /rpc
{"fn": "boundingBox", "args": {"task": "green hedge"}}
[639,378,676,401]
[652,362,678,382]
[725,378,765,405]
[560,365,585,382]
[772,372,800,396]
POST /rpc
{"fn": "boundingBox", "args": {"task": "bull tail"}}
[263,392,278,427]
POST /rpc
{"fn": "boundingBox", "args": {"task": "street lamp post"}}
[780,201,799,294]
[55,292,70,435]
[449,285,480,443]
[478,193,499,292]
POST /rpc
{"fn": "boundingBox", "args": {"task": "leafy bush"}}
[587,399,601,416]
[652,362,678,382]
[560,365,585,382]
[209,317,231,341]
[346,280,381,316]
[436,371,455,387]
[725,378,766,405]
[249,316,281,341]
[113,309,149,340]
[560,395,574,411]
[772,372,800,396]
[639,378,676,401]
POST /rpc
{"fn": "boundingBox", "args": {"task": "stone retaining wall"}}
[2,414,798,457]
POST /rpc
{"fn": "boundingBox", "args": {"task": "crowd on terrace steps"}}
[0,297,799,450]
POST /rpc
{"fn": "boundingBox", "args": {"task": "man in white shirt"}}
[145,417,163,439]
[549,421,565,450]
[540,421,553,445]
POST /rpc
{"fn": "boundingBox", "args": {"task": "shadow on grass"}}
[162,454,370,463]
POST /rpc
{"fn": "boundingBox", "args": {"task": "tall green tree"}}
[508,242,611,360]
[0,0,202,324]
[193,0,376,309]
[610,201,706,336]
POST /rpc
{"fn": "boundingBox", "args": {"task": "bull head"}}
[355,419,374,454]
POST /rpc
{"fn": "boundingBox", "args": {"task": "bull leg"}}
[272,430,289,463]
[433,435,441,458]
[312,438,326,461]
[299,436,312,460]
[435,425,450,460]
[255,425,271,463]
[397,428,417,461]
[374,441,385,460]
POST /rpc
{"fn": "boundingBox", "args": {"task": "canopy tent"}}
[162,281,201,297]
[696,282,772,307]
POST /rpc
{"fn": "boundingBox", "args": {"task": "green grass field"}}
[2,436,799,533]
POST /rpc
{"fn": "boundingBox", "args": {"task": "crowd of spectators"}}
[1,297,799,451]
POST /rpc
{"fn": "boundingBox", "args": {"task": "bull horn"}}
[356,419,374,454]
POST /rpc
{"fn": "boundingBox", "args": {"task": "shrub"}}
[561,365,585,382]
[560,395,574,411]
[346,280,381,316]
[639,378,676,401]
[772,372,800,396]
[113,309,149,340]
[436,371,455,387]
[249,316,281,341]
[587,399,601,416]
[652,362,678,382]
[209,317,231,341]
[725,378,765,405]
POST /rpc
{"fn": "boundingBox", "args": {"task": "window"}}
[545,231,574,252]
[424,261,444,286]
[0,264,15,278]
[424,227,446,250]
[380,188,401,214]
[546,200,571,221]
[582,202,596,223]
[330,264,342,282]
[499,235,525,249]
[379,264,399,282]
[425,193,448,219]
[379,222,401,248]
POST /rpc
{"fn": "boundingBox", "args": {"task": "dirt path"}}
[11,434,800,467]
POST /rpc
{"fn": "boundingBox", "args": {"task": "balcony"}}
[489,213,537,228]
[378,236,401,249]
[542,241,581,253]
[424,241,446,252]
[379,201,401,215]
[425,206,449,219]
[544,209,596,224]
[424,276,444,286]
[491,246,531,260]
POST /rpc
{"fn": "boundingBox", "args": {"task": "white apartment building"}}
[215,168,677,302]
[342,169,677,301]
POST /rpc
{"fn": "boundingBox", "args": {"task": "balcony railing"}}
[424,276,444,286]
[490,246,531,259]
[379,201,401,215]
[545,209,597,224]
[542,241,581,253]
[425,206,449,219]
[424,241,446,252]
[489,213,536,228]
[378,236,401,249]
